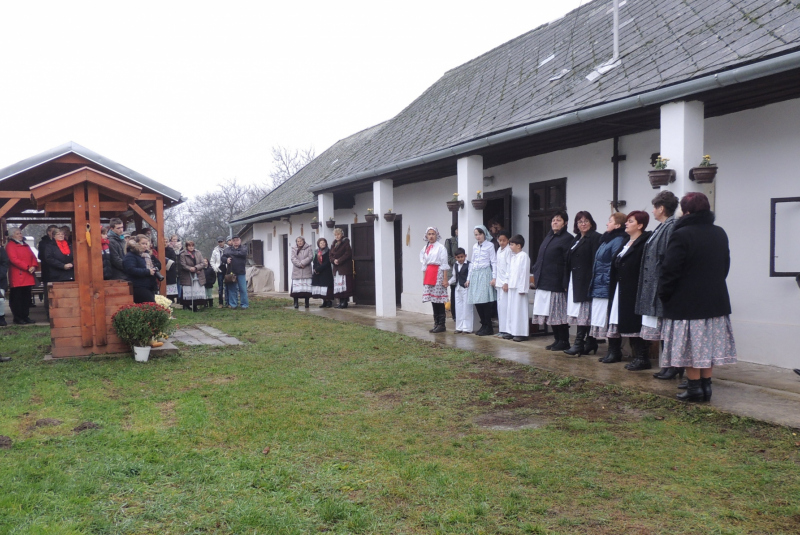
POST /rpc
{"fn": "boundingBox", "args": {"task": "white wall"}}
[252,212,319,293]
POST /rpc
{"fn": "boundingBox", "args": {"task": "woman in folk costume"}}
[588,213,627,361]
[531,211,573,350]
[420,227,450,333]
[329,228,353,308]
[563,211,602,356]
[290,236,313,309]
[506,234,531,342]
[448,247,472,333]
[311,237,334,308]
[492,231,512,338]
[465,225,497,336]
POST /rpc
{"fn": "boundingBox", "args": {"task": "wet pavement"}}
[283,298,800,429]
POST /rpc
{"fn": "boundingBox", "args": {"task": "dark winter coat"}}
[44,241,75,282]
[165,246,178,285]
[329,237,353,298]
[179,250,207,287]
[107,231,128,281]
[635,215,676,318]
[608,231,651,334]
[37,235,53,283]
[312,248,333,289]
[588,228,627,299]
[531,229,573,292]
[123,250,157,291]
[0,245,8,291]
[203,265,216,289]
[564,230,601,303]
[221,244,248,276]
[658,211,731,320]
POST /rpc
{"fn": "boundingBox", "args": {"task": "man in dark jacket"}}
[107,218,129,281]
[221,234,248,309]
[37,225,58,316]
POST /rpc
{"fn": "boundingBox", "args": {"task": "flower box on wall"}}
[471,199,488,210]
[365,213,378,223]
[446,200,463,212]
[310,221,320,230]
[383,212,397,222]
[690,166,717,184]
[648,169,676,189]
[325,220,336,228]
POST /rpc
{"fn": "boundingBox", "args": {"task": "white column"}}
[660,101,713,208]
[318,192,334,244]
[373,179,396,317]
[457,155,483,328]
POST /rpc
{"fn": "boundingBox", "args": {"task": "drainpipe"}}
[612,136,626,212]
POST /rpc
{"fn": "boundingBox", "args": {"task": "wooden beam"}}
[0,198,21,219]
[87,183,107,346]
[128,202,158,230]
[31,167,141,205]
[72,183,94,348]
[155,196,166,296]
[44,201,129,213]
[0,191,33,199]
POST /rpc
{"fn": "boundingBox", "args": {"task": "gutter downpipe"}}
[612,136,621,212]
[310,50,800,194]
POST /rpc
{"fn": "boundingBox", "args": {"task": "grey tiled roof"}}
[312,0,800,187]
[231,122,387,223]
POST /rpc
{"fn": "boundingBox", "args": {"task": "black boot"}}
[654,367,684,380]
[293,298,299,309]
[701,377,712,401]
[431,312,446,333]
[304,298,310,308]
[550,326,570,351]
[627,338,653,371]
[677,379,688,389]
[583,335,599,355]
[676,379,706,402]
[600,337,622,363]
[563,326,588,357]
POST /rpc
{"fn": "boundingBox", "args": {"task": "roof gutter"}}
[311,49,800,193]
[229,201,318,226]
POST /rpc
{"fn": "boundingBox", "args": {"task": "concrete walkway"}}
[170,324,243,347]
[277,297,800,429]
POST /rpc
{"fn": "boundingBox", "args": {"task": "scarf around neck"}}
[56,240,70,256]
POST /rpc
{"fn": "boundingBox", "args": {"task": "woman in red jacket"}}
[6,227,38,325]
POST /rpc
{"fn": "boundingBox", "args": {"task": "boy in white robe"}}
[492,231,511,338]
[506,234,531,342]
[448,248,473,333]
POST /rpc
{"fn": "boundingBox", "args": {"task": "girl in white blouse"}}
[420,226,450,333]
[465,225,497,335]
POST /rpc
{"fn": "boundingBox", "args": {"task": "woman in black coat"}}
[329,228,353,308]
[44,228,75,282]
[531,210,574,351]
[659,192,736,403]
[604,211,652,370]
[311,237,334,308]
[164,237,179,302]
[123,237,158,304]
[563,211,602,356]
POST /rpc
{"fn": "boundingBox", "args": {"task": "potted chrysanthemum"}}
[690,155,718,184]
[112,303,174,362]
[648,155,676,189]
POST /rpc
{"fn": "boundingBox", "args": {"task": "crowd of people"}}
[418,191,738,403]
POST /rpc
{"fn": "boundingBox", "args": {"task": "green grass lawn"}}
[1,298,798,534]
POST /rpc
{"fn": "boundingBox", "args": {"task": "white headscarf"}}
[423,226,441,242]
[473,225,493,242]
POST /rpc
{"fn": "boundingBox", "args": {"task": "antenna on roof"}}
[612,0,620,63]
[586,0,622,81]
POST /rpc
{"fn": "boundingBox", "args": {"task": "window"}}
[770,197,800,277]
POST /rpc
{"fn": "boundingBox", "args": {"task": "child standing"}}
[448,248,472,333]
[506,234,531,342]
[492,231,511,338]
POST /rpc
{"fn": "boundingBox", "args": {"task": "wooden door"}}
[483,187,512,235]
[351,222,375,305]
[528,178,567,336]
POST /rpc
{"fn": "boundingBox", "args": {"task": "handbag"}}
[224,272,237,283]
[423,264,439,286]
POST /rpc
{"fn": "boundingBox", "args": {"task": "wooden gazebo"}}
[0,142,183,358]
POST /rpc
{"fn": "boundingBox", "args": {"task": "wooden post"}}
[72,184,94,348]
[155,196,166,296]
[86,184,107,346]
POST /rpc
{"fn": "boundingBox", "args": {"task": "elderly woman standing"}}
[179,240,207,311]
[660,192,736,403]
[589,213,627,362]
[124,235,158,304]
[420,226,450,333]
[44,228,75,283]
[6,227,38,325]
[532,211,573,350]
[563,211,602,356]
[635,190,680,379]
[330,228,353,309]
[290,236,313,309]
[312,238,334,308]
[465,225,497,336]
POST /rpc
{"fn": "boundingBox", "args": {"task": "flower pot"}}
[325,220,335,228]
[310,222,320,230]
[446,200,463,212]
[471,198,488,210]
[133,345,151,362]
[383,212,397,222]
[364,213,378,223]
[648,169,676,189]
[690,166,717,184]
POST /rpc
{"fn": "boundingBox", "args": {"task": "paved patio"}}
[270,294,800,429]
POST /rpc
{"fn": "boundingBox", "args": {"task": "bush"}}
[112,303,174,347]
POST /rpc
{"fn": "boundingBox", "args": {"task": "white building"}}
[232,0,800,369]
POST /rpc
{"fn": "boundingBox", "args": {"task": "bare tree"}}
[269,145,315,188]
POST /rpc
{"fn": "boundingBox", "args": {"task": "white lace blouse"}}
[467,240,497,281]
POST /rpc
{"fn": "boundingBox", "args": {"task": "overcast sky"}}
[0,0,585,199]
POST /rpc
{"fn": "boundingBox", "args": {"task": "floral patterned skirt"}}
[422,268,449,303]
[640,315,663,341]
[661,315,737,369]
[532,290,568,326]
